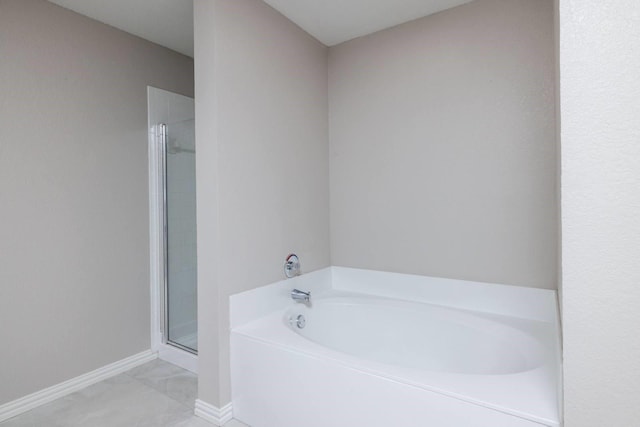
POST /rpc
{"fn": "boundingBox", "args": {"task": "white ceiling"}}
[263,0,473,46]
[47,0,473,56]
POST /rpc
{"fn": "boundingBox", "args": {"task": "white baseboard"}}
[194,399,233,426]
[0,350,157,423]
[158,343,198,374]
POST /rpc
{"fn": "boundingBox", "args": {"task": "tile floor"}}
[1,359,248,427]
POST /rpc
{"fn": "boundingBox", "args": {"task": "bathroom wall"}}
[560,0,640,425]
[0,0,193,405]
[329,0,557,289]
[553,0,562,317]
[194,0,330,407]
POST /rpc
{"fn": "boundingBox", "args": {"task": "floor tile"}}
[1,374,192,427]
[223,420,249,427]
[173,416,216,427]
[0,360,249,427]
[126,359,198,408]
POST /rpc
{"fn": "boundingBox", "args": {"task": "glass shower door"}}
[161,112,197,353]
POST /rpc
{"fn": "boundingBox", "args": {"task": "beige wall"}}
[554,0,562,316]
[193,0,222,406]
[560,0,640,425]
[329,0,557,289]
[0,0,193,405]
[194,0,330,406]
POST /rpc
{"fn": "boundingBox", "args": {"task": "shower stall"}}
[147,87,198,370]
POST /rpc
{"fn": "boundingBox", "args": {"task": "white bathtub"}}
[230,267,561,427]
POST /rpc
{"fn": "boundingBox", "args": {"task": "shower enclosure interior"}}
[148,87,198,366]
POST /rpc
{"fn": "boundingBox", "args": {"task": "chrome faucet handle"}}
[284,253,300,278]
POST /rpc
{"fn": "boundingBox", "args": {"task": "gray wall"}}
[560,0,640,425]
[194,0,330,406]
[0,0,193,405]
[329,0,557,289]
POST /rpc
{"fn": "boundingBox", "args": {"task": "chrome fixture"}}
[290,314,306,329]
[284,253,300,278]
[291,289,311,303]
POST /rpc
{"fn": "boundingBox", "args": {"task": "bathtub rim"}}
[230,267,560,330]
